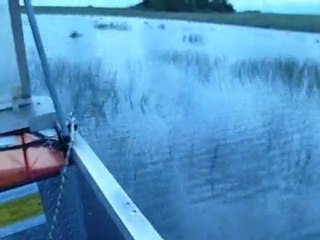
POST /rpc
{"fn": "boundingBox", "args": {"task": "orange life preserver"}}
[0,130,65,191]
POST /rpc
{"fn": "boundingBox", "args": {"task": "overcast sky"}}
[25,0,320,14]
[231,0,320,14]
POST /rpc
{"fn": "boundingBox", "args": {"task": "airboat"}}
[0,1,163,239]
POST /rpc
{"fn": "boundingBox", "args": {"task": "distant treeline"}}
[140,0,235,13]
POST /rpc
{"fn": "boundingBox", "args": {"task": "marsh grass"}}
[232,58,320,95]
[157,50,226,83]
[69,31,82,38]
[29,58,117,124]
[157,49,320,94]
[182,34,204,45]
[158,23,166,30]
[93,21,131,31]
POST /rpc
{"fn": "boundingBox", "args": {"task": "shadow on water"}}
[29,52,320,240]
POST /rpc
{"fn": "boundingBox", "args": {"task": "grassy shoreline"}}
[23,6,320,34]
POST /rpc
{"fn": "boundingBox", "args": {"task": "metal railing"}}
[73,134,163,240]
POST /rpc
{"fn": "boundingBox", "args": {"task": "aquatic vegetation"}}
[158,50,210,66]
[28,58,118,125]
[157,50,226,82]
[69,31,82,38]
[158,24,166,30]
[93,21,131,31]
[231,58,320,95]
[182,33,204,45]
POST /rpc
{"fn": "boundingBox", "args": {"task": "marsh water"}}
[22,0,320,14]
[22,15,320,240]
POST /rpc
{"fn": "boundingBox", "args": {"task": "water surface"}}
[23,15,320,240]
[21,0,320,14]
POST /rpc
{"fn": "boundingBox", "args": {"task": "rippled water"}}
[23,15,320,240]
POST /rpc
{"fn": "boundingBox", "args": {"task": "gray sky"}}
[25,0,320,14]
[231,0,320,14]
